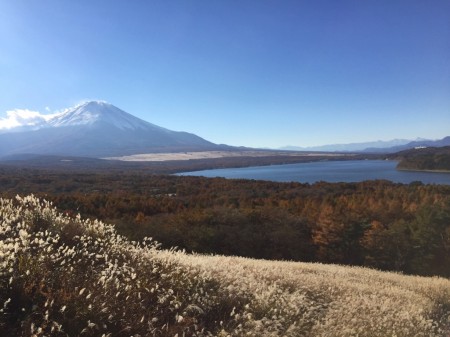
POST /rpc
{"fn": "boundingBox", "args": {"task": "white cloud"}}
[0,109,59,130]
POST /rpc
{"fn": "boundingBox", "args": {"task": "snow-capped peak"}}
[47,101,164,131]
[0,101,217,157]
[0,101,168,134]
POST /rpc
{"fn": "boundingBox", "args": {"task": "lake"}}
[177,160,450,185]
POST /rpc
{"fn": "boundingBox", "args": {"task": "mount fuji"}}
[0,101,222,158]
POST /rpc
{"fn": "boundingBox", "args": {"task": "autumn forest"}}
[1,166,449,278]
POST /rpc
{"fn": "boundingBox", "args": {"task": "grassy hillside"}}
[1,195,450,336]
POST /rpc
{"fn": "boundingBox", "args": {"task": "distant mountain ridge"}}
[364,136,450,153]
[281,137,450,153]
[0,101,223,158]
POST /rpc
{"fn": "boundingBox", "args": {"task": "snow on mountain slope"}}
[48,101,167,131]
[0,101,220,157]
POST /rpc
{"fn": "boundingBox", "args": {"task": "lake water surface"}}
[177,160,450,185]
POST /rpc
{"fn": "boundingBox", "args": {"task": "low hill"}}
[1,195,449,336]
[394,146,450,172]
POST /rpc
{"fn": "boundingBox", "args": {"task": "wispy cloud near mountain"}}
[0,109,58,130]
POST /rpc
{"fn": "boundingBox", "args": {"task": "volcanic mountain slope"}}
[0,101,221,157]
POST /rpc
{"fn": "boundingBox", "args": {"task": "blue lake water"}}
[177,160,450,185]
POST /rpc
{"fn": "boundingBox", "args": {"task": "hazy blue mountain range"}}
[364,137,450,153]
[0,101,222,158]
[281,137,450,153]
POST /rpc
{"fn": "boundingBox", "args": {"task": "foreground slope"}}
[1,195,449,336]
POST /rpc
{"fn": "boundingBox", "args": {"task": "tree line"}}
[1,166,449,277]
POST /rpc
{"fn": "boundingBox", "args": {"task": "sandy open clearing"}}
[104,150,347,162]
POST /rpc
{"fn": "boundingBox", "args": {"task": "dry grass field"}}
[1,195,449,336]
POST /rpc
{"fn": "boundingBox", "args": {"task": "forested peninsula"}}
[395,146,450,172]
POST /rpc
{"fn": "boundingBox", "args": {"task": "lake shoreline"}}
[397,167,450,174]
[177,159,450,185]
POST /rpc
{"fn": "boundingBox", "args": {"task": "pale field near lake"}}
[104,150,348,162]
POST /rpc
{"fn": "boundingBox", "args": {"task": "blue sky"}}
[1,0,449,148]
